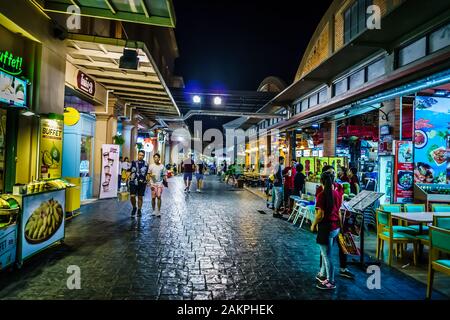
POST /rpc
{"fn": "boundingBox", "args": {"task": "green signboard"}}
[0,50,23,76]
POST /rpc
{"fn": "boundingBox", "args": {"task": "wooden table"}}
[391,212,450,232]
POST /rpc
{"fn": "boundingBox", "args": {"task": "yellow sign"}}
[64,107,80,126]
[39,118,63,180]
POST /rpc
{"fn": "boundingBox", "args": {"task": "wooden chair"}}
[380,204,417,234]
[376,209,418,266]
[426,226,450,299]
[431,204,450,213]
[404,204,428,233]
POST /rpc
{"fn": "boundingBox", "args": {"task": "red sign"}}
[393,141,414,203]
[77,71,95,96]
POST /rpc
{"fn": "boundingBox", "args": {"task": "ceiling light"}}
[21,110,35,117]
[213,96,222,105]
[193,95,201,104]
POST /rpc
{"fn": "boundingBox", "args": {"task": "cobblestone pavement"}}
[0,176,446,300]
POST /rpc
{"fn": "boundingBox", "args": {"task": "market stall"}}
[0,195,19,271]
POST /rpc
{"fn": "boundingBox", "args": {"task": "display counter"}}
[0,198,19,271]
[414,183,450,208]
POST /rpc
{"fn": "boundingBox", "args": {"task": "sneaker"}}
[196,189,200,193]
[339,269,355,279]
[316,279,336,290]
[315,273,327,283]
[137,209,142,216]
[156,211,161,217]
[131,207,137,217]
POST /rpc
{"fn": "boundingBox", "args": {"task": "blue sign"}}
[414,96,450,184]
[0,70,27,107]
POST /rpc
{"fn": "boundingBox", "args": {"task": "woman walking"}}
[311,171,343,290]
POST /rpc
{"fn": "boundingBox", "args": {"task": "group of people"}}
[269,158,359,290]
[121,151,168,218]
[181,156,207,193]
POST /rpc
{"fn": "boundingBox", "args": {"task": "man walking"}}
[128,150,149,217]
[195,158,205,193]
[183,154,194,193]
[148,153,167,217]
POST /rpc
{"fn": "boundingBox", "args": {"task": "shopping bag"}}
[338,232,360,256]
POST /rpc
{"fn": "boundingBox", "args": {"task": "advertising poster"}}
[394,141,414,203]
[99,144,120,199]
[0,224,17,270]
[299,157,314,176]
[414,96,450,184]
[0,70,27,107]
[20,189,65,261]
[39,118,63,180]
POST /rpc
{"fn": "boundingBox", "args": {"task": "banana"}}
[37,223,46,239]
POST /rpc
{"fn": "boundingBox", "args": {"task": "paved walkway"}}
[0,176,446,300]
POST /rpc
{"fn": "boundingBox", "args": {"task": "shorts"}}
[184,172,193,181]
[196,173,204,180]
[129,183,147,197]
[151,184,163,198]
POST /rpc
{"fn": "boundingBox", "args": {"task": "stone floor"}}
[0,176,447,300]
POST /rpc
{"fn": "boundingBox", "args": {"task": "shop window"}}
[0,110,6,193]
[349,69,365,90]
[80,136,92,178]
[429,23,450,53]
[398,37,426,67]
[318,88,327,104]
[367,58,385,81]
[333,78,348,96]
[344,0,373,44]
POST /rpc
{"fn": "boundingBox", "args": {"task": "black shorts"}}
[129,183,147,197]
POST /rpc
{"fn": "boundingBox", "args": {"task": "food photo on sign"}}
[414,96,450,184]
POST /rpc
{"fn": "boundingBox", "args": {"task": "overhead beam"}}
[140,0,150,18]
[124,98,173,105]
[95,78,164,89]
[68,57,155,73]
[104,0,117,14]
[113,91,170,101]
[108,86,167,95]
[78,68,159,82]
[67,47,150,63]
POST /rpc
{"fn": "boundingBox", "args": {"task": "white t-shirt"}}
[120,162,131,172]
[148,163,167,185]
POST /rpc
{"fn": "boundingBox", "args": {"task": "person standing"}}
[282,159,297,214]
[315,165,355,280]
[118,156,124,191]
[311,171,343,290]
[348,167,360,195]
[294,163,306,196]
[272,156,285,217]
[196,158,205,193]
[128,150,149,217]
[183,155,194,193]
[148,153,167,217]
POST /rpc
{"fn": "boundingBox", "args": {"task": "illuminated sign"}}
[0,50,23,76]
[77,71,95,96]
[0,70,27,107]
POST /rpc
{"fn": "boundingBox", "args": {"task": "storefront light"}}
[213,96,222,105]
[193,95,201,104]
[21,110,36,117]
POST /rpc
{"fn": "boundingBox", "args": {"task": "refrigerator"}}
[378,155,394,204]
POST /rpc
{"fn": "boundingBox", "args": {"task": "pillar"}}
[121,122,135,159]
[130,126,138,161]
[93,114,117,198]
[379,99,397,154]
[322,121,337,157]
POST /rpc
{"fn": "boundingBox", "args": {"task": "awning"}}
[31,0,176,27]
[65,33,180,118]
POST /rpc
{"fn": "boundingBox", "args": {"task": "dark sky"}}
[172,0,334,91]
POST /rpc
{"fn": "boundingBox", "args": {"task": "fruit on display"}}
[46,179,68,190]
[25,198,63,243]
[0,198,10,209]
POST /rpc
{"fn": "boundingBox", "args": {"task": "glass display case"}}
[378,155,394,204]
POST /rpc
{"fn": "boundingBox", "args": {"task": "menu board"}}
[414,96,450,185]
[0,70,27,107]
[99,144,119,199]
[394,141,414,203]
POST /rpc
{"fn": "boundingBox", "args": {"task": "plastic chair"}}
[288,196,301,222]
[376,209,418,266]
[426,226,450,299]
[431,204,450,213]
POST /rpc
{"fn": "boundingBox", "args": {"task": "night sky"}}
[173,0,334,91]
